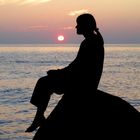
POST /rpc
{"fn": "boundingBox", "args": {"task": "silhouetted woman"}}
[26,13,104,139]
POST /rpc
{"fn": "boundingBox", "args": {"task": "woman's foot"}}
[25,115,45,132]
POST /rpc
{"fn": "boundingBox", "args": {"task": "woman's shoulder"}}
[84,35,102,45]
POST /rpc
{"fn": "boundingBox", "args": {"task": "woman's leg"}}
[25,107,46,132]
[30,76,53,108]
[26,76,53,132]
[32,97,65,140]
[26,72,65,132]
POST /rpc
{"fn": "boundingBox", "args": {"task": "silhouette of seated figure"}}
[25,13,140,139]
[25,13,104,133]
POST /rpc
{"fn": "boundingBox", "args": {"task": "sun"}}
[57,35,64,41]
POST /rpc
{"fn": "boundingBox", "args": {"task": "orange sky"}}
[0,0,140,43]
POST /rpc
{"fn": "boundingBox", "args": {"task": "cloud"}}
[0,0,21,5]
[25,25,48,31]
[0,0,51,6]
[61,26,74,30]
[69,9,89,16]
[20,0,51,5]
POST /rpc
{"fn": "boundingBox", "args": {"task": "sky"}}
[0,0,140,44]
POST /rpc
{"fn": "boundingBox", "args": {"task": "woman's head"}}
[76,13,97,35]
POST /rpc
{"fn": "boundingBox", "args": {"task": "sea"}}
[0,44,140,140]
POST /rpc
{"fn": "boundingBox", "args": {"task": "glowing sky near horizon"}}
[0,0,140,44]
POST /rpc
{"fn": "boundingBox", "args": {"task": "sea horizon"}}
[0,43,140,47]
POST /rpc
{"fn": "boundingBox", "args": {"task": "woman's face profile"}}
[75,14,96,35]
[75,23,83,35]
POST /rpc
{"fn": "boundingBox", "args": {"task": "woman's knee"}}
[38,76,49,84]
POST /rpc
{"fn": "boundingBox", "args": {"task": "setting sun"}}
[57,35,64,41]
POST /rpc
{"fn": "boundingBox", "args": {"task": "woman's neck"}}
[83,32,95,39]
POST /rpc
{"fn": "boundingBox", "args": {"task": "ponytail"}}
[94,28,104,45]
